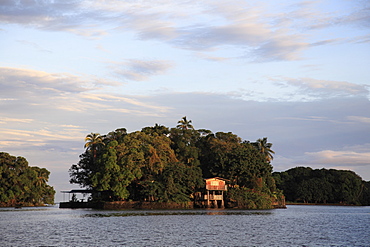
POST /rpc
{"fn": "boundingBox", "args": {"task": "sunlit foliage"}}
[0,152,55,206]
[69,117,280,207]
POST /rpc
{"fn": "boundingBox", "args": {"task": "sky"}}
[1,0,370,202]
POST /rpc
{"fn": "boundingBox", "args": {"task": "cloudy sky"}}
[1,0,370,202]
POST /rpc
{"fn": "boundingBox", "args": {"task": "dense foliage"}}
[69,117,281,208]
[0,152,55,206]
[273,167,369,205]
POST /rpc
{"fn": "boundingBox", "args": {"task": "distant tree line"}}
[0,152,55,207]
[69,117,283,209]
[273,167,370,205]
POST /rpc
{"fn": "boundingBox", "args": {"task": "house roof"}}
[204,177,229,181]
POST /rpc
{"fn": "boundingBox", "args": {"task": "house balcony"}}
[205,185,227,191]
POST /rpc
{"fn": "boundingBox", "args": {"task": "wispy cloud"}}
[0,0,107,37]
[0,67,172,123]
[274,77,369,99]
[110,59,175,81]
[0,117,34,124]
[0,67,90,96]
[2,0,359,62]
[17,40,52,53]
[347,116,370,124]
[337,1,370,28]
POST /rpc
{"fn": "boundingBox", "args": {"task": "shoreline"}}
[286,202,363,206]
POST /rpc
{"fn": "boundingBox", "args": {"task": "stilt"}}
[213,191,217,208]
[207,190,210,208]
[221,191,224,208]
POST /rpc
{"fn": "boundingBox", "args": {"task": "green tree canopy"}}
[69,118,280,207]
[273,167,367,205]
[0,152,55,206]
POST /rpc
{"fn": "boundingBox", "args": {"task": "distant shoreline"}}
[286,202,363,206]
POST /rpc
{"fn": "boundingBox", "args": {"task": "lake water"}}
[0,205,369,246]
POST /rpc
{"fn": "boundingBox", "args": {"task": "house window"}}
[211,181,219,186]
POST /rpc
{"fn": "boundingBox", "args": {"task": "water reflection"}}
[0,206,55,212]
[83,209,273,218]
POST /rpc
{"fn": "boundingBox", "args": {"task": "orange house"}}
[204,177,228,208]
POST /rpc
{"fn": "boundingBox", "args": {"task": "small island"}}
[0,152,55,207]
[273,167,370,206]
[64,117,286,210]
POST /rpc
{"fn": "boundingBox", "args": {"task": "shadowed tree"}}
[253,137,275,163]
[104,128,127,144]
[142,123,169,136]
[33,167,50,187]
[273,167,366,205]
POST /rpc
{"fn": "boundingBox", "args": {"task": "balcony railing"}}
[206,185,227,191]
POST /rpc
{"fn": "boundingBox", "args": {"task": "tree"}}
[104,128,127,143]
[170,127,201,166]
[84,133,105,179]
[273,167,366,205]
[253,137,275,163]
[69,151,94,188]
[158,162,204,202]
[84,132,105,159]
[198,132,271,188]
[0,152,55,206]
[176,116,194,130]
[360,181,370,205]
[91,140,132,200]
[69,120,281,208]
[122,131,179,201]
[142,124,169,136]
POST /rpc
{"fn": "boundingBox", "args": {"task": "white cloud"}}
[0,67,173,127]
[273,144,370,180]
[304,145,370,166]
[0,67,90,95]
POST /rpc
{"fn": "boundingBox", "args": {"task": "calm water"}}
[0,205,369,246]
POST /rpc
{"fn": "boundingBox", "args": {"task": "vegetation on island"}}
[273,167,370,206]
[69,117,283,209]
[0,152,55,207]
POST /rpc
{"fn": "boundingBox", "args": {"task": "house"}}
[203,177,228,208]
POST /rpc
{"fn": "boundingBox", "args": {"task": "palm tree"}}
[84,133,105,159]
[176,116,194,130]
[33,167,49,187]
[253,137,275,163]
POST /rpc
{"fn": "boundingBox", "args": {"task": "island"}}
[63,117,286,209]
